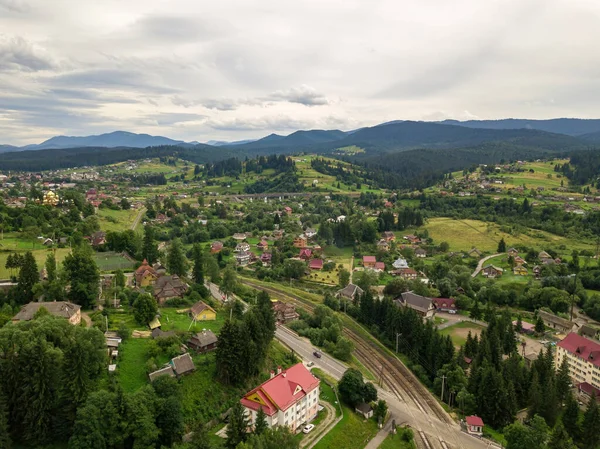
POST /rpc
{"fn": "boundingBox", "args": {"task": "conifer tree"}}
[497,238,506,253]
[167,238,188,277]
[581,395,600,449]
[0,388,11,449]
[226,401,249,449]
[254,407,267,435]
[556,358,571,402]
[142,225,159,264]
[192,243,205,286]
[45,252,57,283]
[548,422,577,449]
[562,392,580,442]
[16,251,38,304]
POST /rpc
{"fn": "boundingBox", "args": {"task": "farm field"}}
[97,208,141,232]
[0,248,71,279]
[306,246,353,285]
[495,160,568,190]
[439,321,485,348]
[93,251,136,271]
[412,217,596,255]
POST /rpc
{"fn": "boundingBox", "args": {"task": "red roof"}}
[241,363,320,416]
[557,333,600,369]
[433,298,456,308]
[363,256,376,263]
[466,416,484,427]
[299,248,312,259]
[309,259,324,269]
[578,382,600,397]
[375,262,385,270]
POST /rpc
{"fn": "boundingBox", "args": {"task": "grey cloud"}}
[0,0,29,12]
[205,114,351,132]
[268,85,330,106]
[140,112,206,126]
[130,15,227,43]
[0,36,54,71]
[48,68,180,94]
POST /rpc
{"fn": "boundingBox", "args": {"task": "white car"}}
[307,361,315,367]
[303,424,315,434]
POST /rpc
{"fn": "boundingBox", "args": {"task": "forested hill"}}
[439,118,600,136]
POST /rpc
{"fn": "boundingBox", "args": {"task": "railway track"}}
[240,279,454,426]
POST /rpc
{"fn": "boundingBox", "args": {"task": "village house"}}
[235,250,252,266]
[151,328,176,339]
[88,231,107,247]
[153,275,189,305]
[355,403,373,419]
[284,206,293,215]
[240,364,320,433]
[293,236,308,248]
[148,365,176,382]
[235,242,251,253]
[465,416,484,436]
[538,250,551,260]
[391,267,418,280]
[257,240,269,251]
[392,257,409,270]
[211,241,224,253]
[507,248,519,257]
[260,252,272,266]
[363,256,377,268]
[372,261,385,272]
[533,265,541,279]
[481,265,503,278]
[170,353,196,377]
[188,329,218,353]
[309,259,324,270]
[414,248,427,258]
[377,239,390,251]
[513,266,528,276]
[403,234,421,245]
[432,298,458,313]
[538,310,574,334]
[336,283,364,302]
[513,256,526,265]
[299,248,312,260]
[273,229,285,240]
[233,233,247,241]
[153,262,167,276]
[394,292,436,318]
[468,248,482,258]
[135,259,158,287]
[13,301,81,325]
[190,300,216,321]
[304,228,317,239]
[382,231,396,242]
[580,325,600,341]
[273,301,300,323]
[513,320,535,335]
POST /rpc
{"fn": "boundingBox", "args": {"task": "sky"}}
[1,0,600,145]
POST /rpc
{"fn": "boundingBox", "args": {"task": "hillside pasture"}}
[439,321,485,348]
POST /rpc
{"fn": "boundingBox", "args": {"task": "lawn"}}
[117,338,155,392]
[377,430,416,449]
[158,308,227,334]
[93,251,136,272]
[97,208,140,232]
[0,247,71,279]
[439,321,485,348]
[312,403,379,449]
[414,217,596,254]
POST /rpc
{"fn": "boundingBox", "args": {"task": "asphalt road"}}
[275,326,499,449]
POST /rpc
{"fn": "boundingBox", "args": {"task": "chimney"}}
[277,366,282,375]
[202,328,206,335]
[270,370,275,379]
[282,370,286,378]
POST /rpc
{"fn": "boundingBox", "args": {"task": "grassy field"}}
[414,217,596,254]
[0,247,71,279]
[97,208,140,232]
[496,161,568,190]
[117,338,157,392]
[439,321,485,348]
[159,308,227,334]
[312,403,379,449]
[93,251,136,271]
[378,430,416,449]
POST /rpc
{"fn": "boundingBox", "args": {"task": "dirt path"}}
[471,253,502,278]
[301,401,339,449]
[81,311,92,327]
[131,207,146,231]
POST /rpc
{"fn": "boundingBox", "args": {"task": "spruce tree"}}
[63,246,100,309]
[0,388,11,449]
[142,225,159,264]
[548,422,577,449]
[556,358,571,402]
[561,392,580,442]
[497,238,506,253]
[45,253,57,282]
[254,407,267,435]
[166,239,188,277]
[226,401,249,449]
[581,395,600,449]
[16,251,38,304]
[192,244,205,286]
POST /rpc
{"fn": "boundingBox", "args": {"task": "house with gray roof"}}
[394,292,436,318]
[12,301,81,325]
[188,329,218,353]
[336,283,364,301]
[170,353,196,377]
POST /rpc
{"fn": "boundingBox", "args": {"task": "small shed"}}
[465,415,484,436]
[355,403,373,419]
[149,365,176,382]
[188,329,218,354]
[170,353,196,377]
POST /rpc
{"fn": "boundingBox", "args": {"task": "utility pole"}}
[440,375,447,403]
[396,333,401,354]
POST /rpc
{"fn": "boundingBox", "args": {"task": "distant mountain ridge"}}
[12,131,193,151]
[438,118,600,137]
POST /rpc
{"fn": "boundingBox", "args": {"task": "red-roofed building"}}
[556,332,600,392]
[240,363,320,432]
[284,206,292,215]
[391,268,418,280]
[465,416,484,435]
[432,298,457,313]
[374,262,385,271]
[309,259,323,270]
[363,256,377,268]
[299,248,312,260]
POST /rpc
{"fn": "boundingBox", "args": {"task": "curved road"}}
[471,253,502,278]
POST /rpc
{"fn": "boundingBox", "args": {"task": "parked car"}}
[307,361,315,367]
[313,351,322,358]
[303,424,315,434]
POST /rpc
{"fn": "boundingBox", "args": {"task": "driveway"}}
[471,253,502,277]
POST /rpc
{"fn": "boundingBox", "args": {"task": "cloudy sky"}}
[1,0,599,145]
